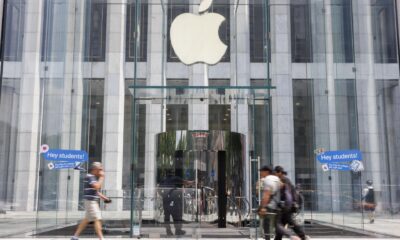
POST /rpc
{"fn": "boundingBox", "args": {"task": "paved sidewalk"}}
[0,238,397,240]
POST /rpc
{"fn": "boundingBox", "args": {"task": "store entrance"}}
[129,86,273,238]
[155,131,248,231]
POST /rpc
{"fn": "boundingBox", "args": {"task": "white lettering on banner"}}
[320,155,331,161]
[48,153,58,159]
[58,153,84,159]
[332,153,358,160]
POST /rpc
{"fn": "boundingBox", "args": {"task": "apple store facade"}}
[1,0,400,238]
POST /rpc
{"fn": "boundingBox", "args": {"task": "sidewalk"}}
[303,212,400,238]
[1,211,400,238]
[0,238,396,240]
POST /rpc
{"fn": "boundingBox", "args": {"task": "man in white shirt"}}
[259,165,300,240]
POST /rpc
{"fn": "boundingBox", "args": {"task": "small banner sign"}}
[317,149,363,172]
[40,145,88,170]
[43,149,88,162]
[317,149,362,163]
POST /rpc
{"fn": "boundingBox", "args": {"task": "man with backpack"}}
[274,166,306,240]
[362,180,376,223]
[258,166,300,240]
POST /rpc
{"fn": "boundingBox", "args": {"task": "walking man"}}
[71,162,111,240]
[363,180,376,223]
[274,166,306,240]
[258,166,300,240]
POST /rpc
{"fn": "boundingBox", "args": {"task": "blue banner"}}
[43,149,88,162]
[317,149,362,163]
[47,161,79,170]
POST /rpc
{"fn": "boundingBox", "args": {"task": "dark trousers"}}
[274,210,306,240]
[163,190,183,232]
[263,209,293,239]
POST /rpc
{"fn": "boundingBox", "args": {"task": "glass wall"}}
[0,0,400,238]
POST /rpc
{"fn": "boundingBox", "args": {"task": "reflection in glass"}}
[209,105,230,131]
[0,79,20,208]
[293,79,315,210]
[123,80,146,209]
[335,79,360,211]
[38,78,65,210]
[81,79,104,163]
[167,105,188,131]
[79,79,104,207]
[376,79,400,214]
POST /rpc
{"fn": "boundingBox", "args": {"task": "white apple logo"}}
[170,0,228,65]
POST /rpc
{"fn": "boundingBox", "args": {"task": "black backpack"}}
[365,188,375,203]
[281,179,303,213]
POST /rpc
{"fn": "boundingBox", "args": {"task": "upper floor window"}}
[372,0,398,63]
[41,0,68,62]
[84,0,107,62]
[332,0,354,63]
[250,0,268,62]
[2,0,25,61]
[126,1,148,62]
[290,0,312,63]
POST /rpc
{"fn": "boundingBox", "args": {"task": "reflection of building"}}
[0,0,400,236]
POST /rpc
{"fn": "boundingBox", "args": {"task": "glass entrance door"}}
[129,87,273,238]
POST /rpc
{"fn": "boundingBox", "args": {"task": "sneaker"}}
[71,236,79,240]
[175,230,186,236]
[166,229,173,236]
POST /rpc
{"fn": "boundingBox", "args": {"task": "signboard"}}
[41,145,88,170]
[316,149,363,172]
[192,132,209,138]
[43,149,88,162]
[317,149,362,163]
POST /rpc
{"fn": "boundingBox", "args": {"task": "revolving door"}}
[156,130,247,228]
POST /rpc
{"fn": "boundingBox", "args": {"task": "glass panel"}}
[376,79,400,219]
[331,0,354,63]
[36,0,72,232]
[126,1,148,62]
[3,0,25,61]
[249,0,268,63]
[293,79,316,212]
[371,0,398,63]
[0,78,20,211]
[291,0,312,63]
[41,0,68,61]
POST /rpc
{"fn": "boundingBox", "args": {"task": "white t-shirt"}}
[262,175,281,209]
